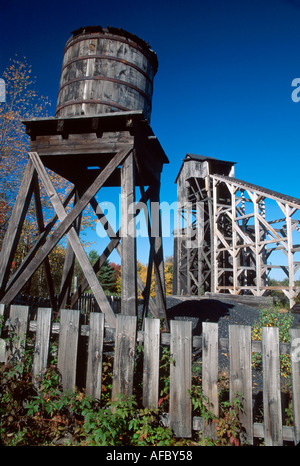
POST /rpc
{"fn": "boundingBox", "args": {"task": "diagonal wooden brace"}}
[28,151,117,327]
[0,159,36,296]
[1,147,133,318]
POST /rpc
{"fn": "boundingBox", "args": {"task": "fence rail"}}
[1,303,300,446]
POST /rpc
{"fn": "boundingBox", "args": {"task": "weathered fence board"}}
[2,304,300,445]
[289,328,300,445]
[111,314,137,400]
[32,308,52,387]
[8,305,29,366]
[262,326,283,446]
[86,312,104,399]
[229,324,253,444]
[57,309,80,392]
[0,303,5,363]
[142,317,160,409]
[169,319,192,437]
[202,322,219,417]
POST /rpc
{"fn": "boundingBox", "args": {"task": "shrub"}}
[251,306,294,378]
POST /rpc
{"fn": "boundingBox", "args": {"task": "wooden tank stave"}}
[56,28,158,121]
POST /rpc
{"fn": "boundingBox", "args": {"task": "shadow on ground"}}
[166,299,234,335]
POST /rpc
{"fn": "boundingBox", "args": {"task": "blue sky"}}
[1,0,300,266]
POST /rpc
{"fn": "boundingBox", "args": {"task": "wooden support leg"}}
[151,182,166,313]
[3,186,75,298]
[0,159,35,297]
[121,151,137,316]
[59,192,82,309]
[0,148,132,308]
[32,172,56,311]
[28,151,117,327]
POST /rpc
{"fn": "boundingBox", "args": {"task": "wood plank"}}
[290,328,300,445]
[0,303,6,363]
[32,174,56,310]
[29,151,116,328]
[0,160,35,295]
[4,186,75,297]
[32,308,52,387]
[229,324,253,444]
[202,322,219,417]
[1,147,132,307]
[169,319,192,438]
[86,312,104,399]
[142,318,160,409]
[57,309,80,392]
[111,315,137,399]
[59,192,82,309]
[121,152,137,316]
[7,305,30,366]
[262,326,283,446]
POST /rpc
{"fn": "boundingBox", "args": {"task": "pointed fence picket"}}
[1,303,300,445]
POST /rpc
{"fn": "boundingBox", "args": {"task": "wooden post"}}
[111,315,137,399]
[290,328,300,445]
[7,305,30,367]
[121,152,137,316]
[202,322,219,417]
[57,309,80,392]
[229,324,253,444]
[0,304,6,363]
[32,308,52,387]
[86,312,104,399]
[262,326,283,446]
[169,319,192,437]
[142,318,160,409]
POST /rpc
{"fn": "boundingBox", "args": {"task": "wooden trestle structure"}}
[173,154,300,307]
[0,111,169,328]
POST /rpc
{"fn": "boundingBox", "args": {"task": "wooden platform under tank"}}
[23,110,169,187]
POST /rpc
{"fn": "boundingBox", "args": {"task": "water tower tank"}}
[55,26,158,122]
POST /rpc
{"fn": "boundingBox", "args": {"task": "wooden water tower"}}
[0,26,169,328]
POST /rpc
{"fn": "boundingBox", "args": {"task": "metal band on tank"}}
[55,99,131,114]
[57,76,153,106]
[63,33,157,71]
[60,55,153,85]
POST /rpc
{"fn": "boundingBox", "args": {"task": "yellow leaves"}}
[137,258,173,298]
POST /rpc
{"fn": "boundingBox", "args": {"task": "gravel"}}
[165,296,300,393]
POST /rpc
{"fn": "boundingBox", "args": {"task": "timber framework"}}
[173,154,300,308]
[0,111,169,328]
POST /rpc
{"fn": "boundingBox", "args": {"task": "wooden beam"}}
[32,173,56,311]
[28,151,117,328]
[3,186,75,297]
[58,191,82,309]
[0,159,35,296]
[121,151,137,316]
[1,147,132,307]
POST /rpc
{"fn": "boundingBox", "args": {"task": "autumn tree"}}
[0,57,73,296]
[138,256,173,298]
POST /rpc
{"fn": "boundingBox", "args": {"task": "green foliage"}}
[81,394,175,446]
[214,393,245,446]
[0,325,248,446]
[251,306,294,378]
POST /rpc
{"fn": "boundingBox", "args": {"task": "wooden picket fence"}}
[1,303,300,446]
